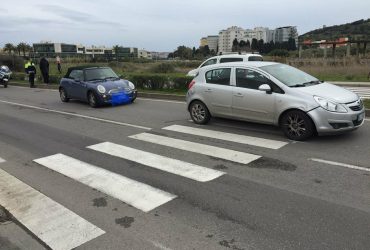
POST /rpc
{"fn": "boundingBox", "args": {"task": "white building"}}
[138,49,152,59]
[218,26,246,54]
[205,36,219,53]
[243,27,274,44]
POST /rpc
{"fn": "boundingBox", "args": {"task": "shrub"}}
[150,63,176,73]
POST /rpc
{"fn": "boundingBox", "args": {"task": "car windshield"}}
[260,64,320,87]
[85,68,119,82]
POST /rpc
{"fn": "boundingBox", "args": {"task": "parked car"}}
[186,62,365,140]
[187,53,263,77]
[0,65,12,88]
[59,66,137,107]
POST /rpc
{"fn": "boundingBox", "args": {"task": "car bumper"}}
[308,106,365,135]
[99,90,137,104]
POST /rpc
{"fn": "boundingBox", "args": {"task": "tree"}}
[239,40,246,52]
[3,43,15,55]
[113,45,120,61]
[287,38,297,51]
[257,39,264,53]
[232,38,239,52]
[246,40,251,50]
[251,38,258,51]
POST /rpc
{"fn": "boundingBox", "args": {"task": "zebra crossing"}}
[344,87,370,99]
[0,125,289,250]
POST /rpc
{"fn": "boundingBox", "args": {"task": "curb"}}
[330,81,370,87]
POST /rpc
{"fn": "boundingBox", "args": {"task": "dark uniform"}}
[25,61,36,88]
[39,57,49,84]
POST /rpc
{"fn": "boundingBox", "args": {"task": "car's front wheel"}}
[281,110,315,141]
[190,101,211,124]
[88,91,99,108]
[59,88,69,102]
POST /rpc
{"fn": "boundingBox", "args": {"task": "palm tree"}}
[3,43,15,55]
[17,42,28,56]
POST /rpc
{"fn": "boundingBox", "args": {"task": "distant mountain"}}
[299,19,370,41]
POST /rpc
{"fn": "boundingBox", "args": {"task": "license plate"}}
[358,112,365,121]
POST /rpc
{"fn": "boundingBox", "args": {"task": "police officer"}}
[24,58,37,88]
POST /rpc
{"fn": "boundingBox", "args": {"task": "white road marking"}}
[0,99,151,130]
[0,168,105,250]
[87,142,225,182]
[34,154,176,212]
[365,118,370,122]
[0,157,5,163]
[162,125,288,149]
[310,158,370,172]
[129,133,261,164]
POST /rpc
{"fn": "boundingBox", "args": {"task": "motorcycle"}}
[0,65,12,88]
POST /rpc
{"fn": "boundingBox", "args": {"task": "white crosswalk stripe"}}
[344,87,370,99]
[87,142,225,182]
[162,125,288,149]
[0,168,105,250]
[129,133,261,164]
[34,153,177,212]
[0,157,5,163]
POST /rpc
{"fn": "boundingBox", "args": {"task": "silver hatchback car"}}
[186,62,365,140]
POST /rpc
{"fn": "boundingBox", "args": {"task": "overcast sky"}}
[0,0,369,51]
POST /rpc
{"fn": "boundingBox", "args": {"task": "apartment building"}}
[218,26,246,54]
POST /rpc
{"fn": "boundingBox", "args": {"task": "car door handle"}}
[205,88,213,93]
[234,93,244,97]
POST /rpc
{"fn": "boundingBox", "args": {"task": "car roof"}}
[65,66,109,77]
[198,61,278,72]
[207,54,263,60]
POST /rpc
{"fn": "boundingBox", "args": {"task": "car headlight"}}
[314,96,347,113]
[97,85,106,94]
[128,81,135,90]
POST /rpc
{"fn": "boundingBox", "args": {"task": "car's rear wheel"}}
[190,101,210,124]
[281,110,315,141]
[59,88,69,102]
[88,91,99,108]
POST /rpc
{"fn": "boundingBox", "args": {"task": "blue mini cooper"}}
[59,66,137,107]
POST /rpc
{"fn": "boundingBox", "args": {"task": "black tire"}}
[88,91,99,108]
[59,88,69,102]
[189,101,211,125]
[280,110,315,141]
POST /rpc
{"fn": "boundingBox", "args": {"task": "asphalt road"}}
[0,85,369,250]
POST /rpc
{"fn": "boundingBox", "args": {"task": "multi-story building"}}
[115,47,138,59]
[138,49,152,59]
[199,36,219,53]
[274,26,298,45]
[218,26,245,54]
[206,36,219,53]
[33,42,78,57]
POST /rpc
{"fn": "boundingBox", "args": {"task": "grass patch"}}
[363,99,370,109]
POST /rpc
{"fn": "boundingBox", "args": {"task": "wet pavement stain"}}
[248,157,297,171]
[213,164,228,170]
[314,179,322,184]
[112,208,118,211]
[219,239,244,250]
[115,216,134,228]
[206,234,213,238]
[92,197,107,207]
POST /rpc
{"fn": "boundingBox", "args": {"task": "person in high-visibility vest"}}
[24,58,37,88]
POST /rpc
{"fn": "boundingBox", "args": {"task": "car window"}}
[205,68,231,85]
[69,70,84,81]
[200,58,217,68]
[220,58,243,63]
[248,56,263,61]
[85,68,118,81]
[236,68,270,90]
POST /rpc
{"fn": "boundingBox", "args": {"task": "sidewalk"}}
[330,81,370,87]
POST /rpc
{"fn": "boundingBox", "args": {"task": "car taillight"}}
[188,80,196,90]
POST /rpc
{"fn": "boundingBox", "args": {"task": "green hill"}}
[299,19,370,41]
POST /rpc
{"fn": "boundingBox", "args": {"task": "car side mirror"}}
[258,84,272,94]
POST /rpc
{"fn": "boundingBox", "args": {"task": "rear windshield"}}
[248,56,263,61]
[220,58,243,63]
